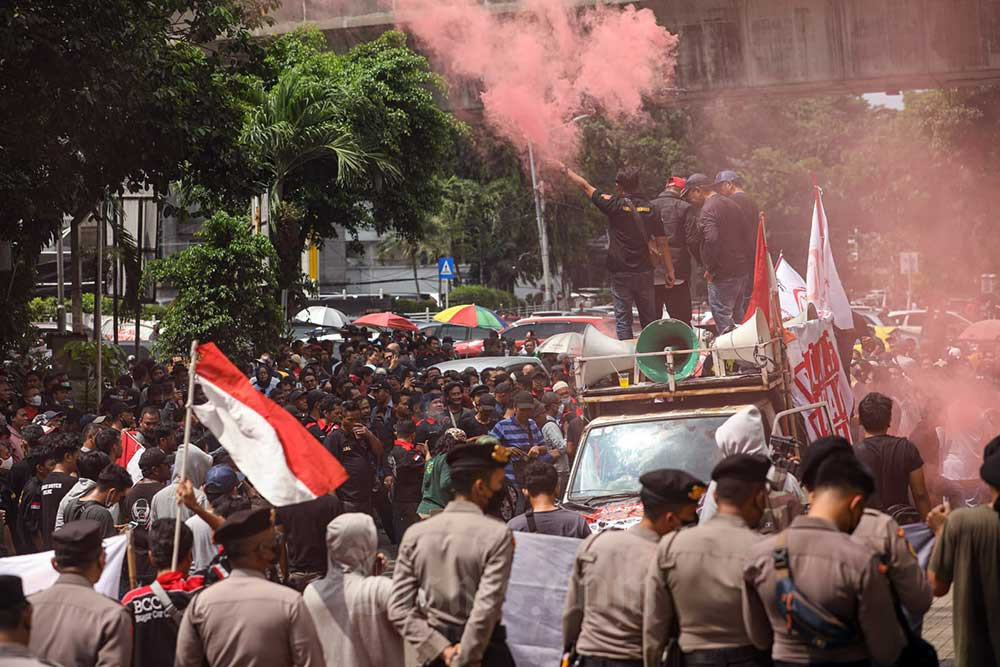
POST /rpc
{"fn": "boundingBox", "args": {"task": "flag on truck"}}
[775,254,807,319]
[192,342,348,506]
[806,183,853,329]
[742,214,780,331]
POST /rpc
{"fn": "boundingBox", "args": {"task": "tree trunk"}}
[70,212,84,335]
[411,244,421,296]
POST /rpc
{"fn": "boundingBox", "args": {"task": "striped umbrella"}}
[433,304,507,330]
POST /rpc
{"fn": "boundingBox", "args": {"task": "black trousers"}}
[392,500,420,543]
[654,281,693,326]
[577,657,642,667]
[428,624,515,667]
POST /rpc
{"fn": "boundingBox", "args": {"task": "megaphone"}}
[714,309,771,367]
[635,318,700,383]
[580,325,635,386]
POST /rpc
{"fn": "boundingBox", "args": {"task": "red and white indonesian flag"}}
[806,184,853,329]
[192,343,348,506]
[775,254,807,319]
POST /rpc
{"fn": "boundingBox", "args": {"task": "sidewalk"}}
[924,592,954,666]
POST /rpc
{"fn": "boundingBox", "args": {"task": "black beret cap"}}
[446,442,512,473]
[53,519,104,562]
[213,507,271,546]
[711,453,771,483]
[0,575,27,609]
[799,437,853,489]
[981,451,1000,486]
[639,468,706,504]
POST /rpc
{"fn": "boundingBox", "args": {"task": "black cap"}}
[478,394,497,407]
[541,391,560,406]
[799,437,854,489]
[138,446,168,473]
[711,453,771,483]
[306,389,327,412]
[495,381,512,394]
[446,441,512,473]
[981,452,1000,486]
[470,384,490,398]
[639,468,706,504]
[0,575,27,609]
[213,507,272,546]
[53,520,104,563]
[513,391,535,409]
[681,173,711,196]
[288,389,306,403]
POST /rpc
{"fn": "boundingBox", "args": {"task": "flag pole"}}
[171,339,200,572]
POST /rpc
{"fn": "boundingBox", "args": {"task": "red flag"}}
[191,342,348,506]
[116,430,143,469]
[742,216,778,330]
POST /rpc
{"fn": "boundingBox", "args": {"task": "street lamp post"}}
[528,114,591,310]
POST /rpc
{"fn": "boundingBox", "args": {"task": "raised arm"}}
[551,160,596,199]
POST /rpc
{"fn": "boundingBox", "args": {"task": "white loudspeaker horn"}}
[580,325,635,386]
[713,309,772,369]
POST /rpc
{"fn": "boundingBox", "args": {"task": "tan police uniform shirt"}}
[174,568,324,667]
[851,508,932,618]
[643,513,762,667]
[741,516,906,665]
[388,499,515,667]
[563,523,660,660]
[27,573,132,667]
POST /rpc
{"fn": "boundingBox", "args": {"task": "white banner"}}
[786,317,854,442]
[806,188,853,329]
[0,534,127,598]
[775,255,807,319]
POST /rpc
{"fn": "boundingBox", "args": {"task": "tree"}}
[235,27,460,309]
[0,0,272,350]
[143,213,284,369]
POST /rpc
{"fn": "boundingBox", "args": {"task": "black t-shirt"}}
[507,507,591,538]
[124,480,164,585]
[15,476,43,553]
[591,189,664,274]
[275,494,341,574]
[458,412,498,439]
[40,471,77,548]
[388,442,426,504]
[855,435,924,512]
[323,429,375,508]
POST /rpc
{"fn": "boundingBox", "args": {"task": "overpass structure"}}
[263,0,1000,102]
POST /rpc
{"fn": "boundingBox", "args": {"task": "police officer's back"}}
[174,508,324,667]
[563,469,704,666]
[741,455,905,666]
[388,441,517,667]
[27,520,132,667]
[644,455,771,667]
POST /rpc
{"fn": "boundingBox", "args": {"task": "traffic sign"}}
[899,251,919,276]
[438,256,456,280]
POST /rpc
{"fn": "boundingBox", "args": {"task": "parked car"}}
[501,316,617,350]
[885,309,971,338]
[430,356,549,380]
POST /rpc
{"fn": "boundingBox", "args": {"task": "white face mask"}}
[560,397,572,407]
[27,395,41,407]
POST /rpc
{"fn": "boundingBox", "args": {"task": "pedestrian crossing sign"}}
[438,256,456,280]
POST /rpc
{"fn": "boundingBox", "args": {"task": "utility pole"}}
[55,219,66,333]
[527,142,552,309]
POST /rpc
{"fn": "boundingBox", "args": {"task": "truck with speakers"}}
[562,315,830,532]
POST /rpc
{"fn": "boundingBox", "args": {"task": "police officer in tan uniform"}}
[388,440,517,667]
[175,507,324,667]
[643,454,771,667]
[798,436,932,621]
[27,520,132,667]
[742,454,906,666]
[563,469,704,667]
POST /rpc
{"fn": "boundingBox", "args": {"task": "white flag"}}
[775,254,807,319]
[806,186,853,329]
[0,534,127,597]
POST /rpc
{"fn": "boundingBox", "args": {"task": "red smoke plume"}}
[396,0,678,160]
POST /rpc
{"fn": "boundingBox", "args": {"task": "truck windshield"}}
[569,416,728,499]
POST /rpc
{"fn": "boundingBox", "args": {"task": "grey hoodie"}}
[303,513,402,667]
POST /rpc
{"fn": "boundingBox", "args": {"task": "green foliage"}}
[60,340,129,412]
[393,298,438,313]
[0,0,268,352]
[144,212,284,368]
[448,285,518,311]
[27,296,167,322]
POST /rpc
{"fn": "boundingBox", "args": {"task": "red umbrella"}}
[958,319,1000,342]
[353,312,418,332]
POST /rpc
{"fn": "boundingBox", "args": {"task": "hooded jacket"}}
[303,513,403,667]
[700,406,806,525]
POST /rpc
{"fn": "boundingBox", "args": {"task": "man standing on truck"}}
[563,469,704,667]
[551,160,670,339]
[650,176,699,325]
[683,174,754,335]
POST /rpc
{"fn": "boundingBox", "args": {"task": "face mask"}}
[560,397,572,407]
[27,395,41,407]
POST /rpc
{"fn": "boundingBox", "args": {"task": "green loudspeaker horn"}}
[635,318,700,382]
